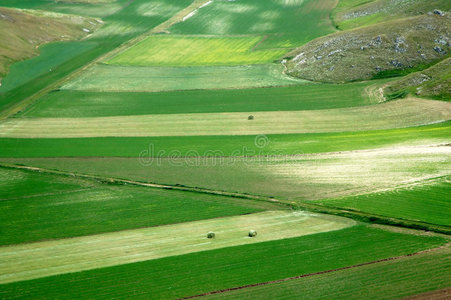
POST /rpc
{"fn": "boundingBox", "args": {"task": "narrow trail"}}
[180,243,450,299]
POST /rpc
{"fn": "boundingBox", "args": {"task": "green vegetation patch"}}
[205,244,451,300]
[320,177,451,226]
[333,0,451,30]
[384,58,451,101]
[0,167,276,245]
[0,41,97,93]
[0,121,449,157]
[0,226,445,299]
[108,35,287,66]
[22,81,375,117]
[170,0,337,49]
[3,144,449,201]
[1,98,449,138]
[0,211,353,283]
[61,64,304,92]
[286,15,451,82]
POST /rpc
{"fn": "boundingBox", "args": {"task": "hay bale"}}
[207,231,215,239]
[248,230,257,237]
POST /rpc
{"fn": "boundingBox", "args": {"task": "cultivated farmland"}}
[0,0,450,298]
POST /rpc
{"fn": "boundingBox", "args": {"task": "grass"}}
[333,0,451,30]
[383,58,451,101]
[0,121,449,157]
[286,15,451,82]
[0,6,98,79]
[108,35,287,66]
[3,144,450,202]
[205,244,451,300]
[0,41,97,93]
[0,225,446,299]
[170,0,337,49]
[0,211,354,283]
[60,63,304,92]
[1,98,450,138]
[320,177,451,226]
[0,0,194,117]
[0,167,280,246]
[21,81,376,117]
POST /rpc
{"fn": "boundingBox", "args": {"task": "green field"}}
[0,0,450,297]
[0,41,97,93]
[0,225,445,299]
[108,35,287,66]
[170,0,337,49]
[3,144,449,203]
[0,167,281,245]
[0,122,449,157]
[0,211,354,284]
[320,177,451,226]
[60,63,304,92]
[21,81,377,117]
[1,98,449,138]
[205,243,451,300]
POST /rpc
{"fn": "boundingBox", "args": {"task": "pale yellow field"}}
[0,98,449,138]
[0,211,354,284]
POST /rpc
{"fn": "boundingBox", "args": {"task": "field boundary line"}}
[180,243,450,299]
[0,163,450,235]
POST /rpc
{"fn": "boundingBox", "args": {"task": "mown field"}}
[0,211,354,284]
[108,35,287,66]
[0,0,450,298]
[0,122,449,157]
[1,98,449,138]
[0,225,446,299]
[0,167,280,245]
[3,144,450,204]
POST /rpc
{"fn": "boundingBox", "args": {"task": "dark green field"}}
[321,178,451,226]
[0,225,445,299]
[21,81,375,117]
[0,167,277,245]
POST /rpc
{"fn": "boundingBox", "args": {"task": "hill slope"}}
[285,14,450,82]
[0,7,100,84]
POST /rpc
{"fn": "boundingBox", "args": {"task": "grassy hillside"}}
[383,57,451,100]
[333,0,451,30]
[286,14,450,82]
[0,7,99,82]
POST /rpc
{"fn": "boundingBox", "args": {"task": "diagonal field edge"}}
[180,244,450,299]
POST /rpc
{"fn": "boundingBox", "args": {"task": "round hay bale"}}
[207,231,215,239]
[248,230,257,237]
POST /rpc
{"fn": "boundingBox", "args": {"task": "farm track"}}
[1,162,450,235]
[181,243,451,299]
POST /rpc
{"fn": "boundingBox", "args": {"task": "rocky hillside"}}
[0,7,100,82]
[333,0,451,30]
[285,13,450,83]
[383,57,450,101]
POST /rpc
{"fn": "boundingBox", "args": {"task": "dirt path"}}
[181,243,450,299]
